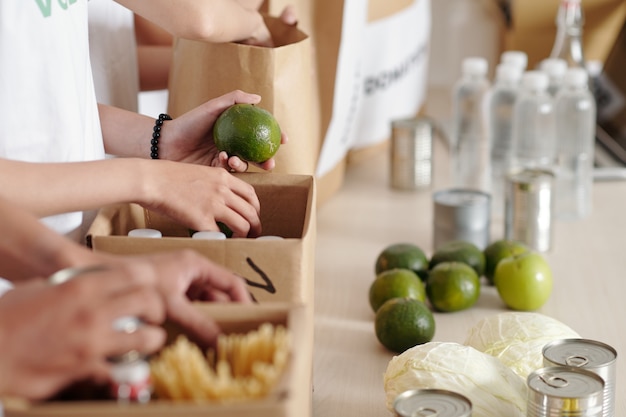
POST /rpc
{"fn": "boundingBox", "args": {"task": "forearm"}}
[117,0,265,43]
[0,157,149,218]
[0,198,97,281]
[137,45,172,91]
[99,103,156,157]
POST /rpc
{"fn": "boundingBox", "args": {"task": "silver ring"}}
[47,265,109,285]
[112,316,143,334]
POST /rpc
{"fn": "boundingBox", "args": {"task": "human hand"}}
[0,266,167,400]
[236,3,298,47]
[159,90,288,173]
[0,251,251,400]
[133,250,252,348]
[140,159,262,237]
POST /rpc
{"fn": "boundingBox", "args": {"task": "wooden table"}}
[312,144,626,416]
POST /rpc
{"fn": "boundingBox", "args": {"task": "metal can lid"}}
[434,189,490,208]
[393,389,472,417]
[527,366,604,399]
[543,339,617,370]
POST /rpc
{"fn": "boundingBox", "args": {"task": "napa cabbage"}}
[463,312,580,379]
[383,342,527,417]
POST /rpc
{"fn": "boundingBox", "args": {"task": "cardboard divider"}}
[3,303,311,417]
[86,173,316,305]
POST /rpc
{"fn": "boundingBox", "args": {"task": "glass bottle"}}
[549,0,586,69]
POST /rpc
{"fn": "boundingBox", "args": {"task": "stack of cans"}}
[525,338,618,417]
[542,339,617,417]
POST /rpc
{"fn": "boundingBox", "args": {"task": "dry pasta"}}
[150,323,291,402]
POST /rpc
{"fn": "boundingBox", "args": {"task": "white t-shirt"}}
[0,0,105,238]
[88,0,139,112]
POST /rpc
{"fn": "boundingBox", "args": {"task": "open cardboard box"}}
[85,173,316,305]
[4,303,312,417]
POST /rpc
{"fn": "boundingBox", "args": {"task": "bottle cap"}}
[192,230,227,240]
[495,63,522,83]
[585,60,603,78]
[521,71,549,92]
[564,67,589,87]
[500,50,528,72]
[127,228,162,238]
[462,57,488,77]
[539,58,567,78]
[255,235,285,240]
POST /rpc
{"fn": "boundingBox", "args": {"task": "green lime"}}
[375,297,435,353]
[369,268,426,313]
[375,243,429,281]
[430,240,485,277]
[213,104,281,163]
[426,261,480,312]
[483,239,530,285]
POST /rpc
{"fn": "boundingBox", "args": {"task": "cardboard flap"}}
[263,14,308,46]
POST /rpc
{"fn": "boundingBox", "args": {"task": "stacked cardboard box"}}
[4,173,316,417]
[4,304,311,417]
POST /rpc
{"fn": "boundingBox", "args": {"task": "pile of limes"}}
[369,239,553,353]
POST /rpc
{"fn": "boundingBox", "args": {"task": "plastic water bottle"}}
[549,0,586,69]
[511,71,556,172]
[451,57,491,192]
[539,58,568,96]
[500,50,528,73]
[488,63,523,219]
[555,67,596,220]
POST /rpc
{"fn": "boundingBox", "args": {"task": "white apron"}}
[0,0,105,238]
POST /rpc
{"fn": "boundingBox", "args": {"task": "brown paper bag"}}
[265,0,430,205]
[167,16,318,176]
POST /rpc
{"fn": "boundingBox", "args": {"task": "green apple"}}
[494,251,553,311]
[483,239,530,285]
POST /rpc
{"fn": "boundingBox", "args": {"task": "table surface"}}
[312,142,626,416]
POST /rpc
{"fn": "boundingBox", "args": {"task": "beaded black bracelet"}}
[150,113,172,159]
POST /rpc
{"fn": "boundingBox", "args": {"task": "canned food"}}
[543,339,617,417]
[527,366,604,417]
[110,354,152,404]
[390,117,434,190]
[393,389,472,417]
[433,188,491,250]
[505,169,554,252]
